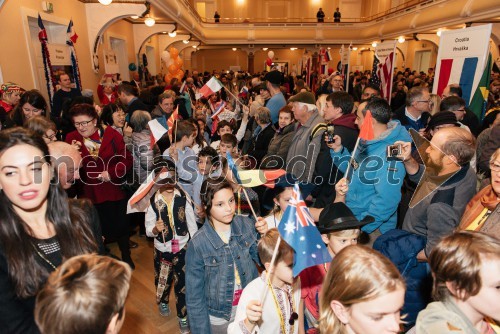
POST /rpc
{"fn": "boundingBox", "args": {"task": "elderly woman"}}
[247,106,276,167]
[3,90,48,129]
[261,105,295,169]
[459,148,500,238]
[65,103,134,269]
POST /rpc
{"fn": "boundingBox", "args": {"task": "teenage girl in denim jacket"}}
[186,176,261,334]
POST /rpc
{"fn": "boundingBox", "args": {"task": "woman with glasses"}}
[65,103,135,269]
[100,103,132,145]
[3,90,49,129]
[25,116,58,144]
[459,148,500,239]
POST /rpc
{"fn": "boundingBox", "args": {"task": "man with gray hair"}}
[286,91,328,188]
[48,141,82,191]
[392,86,431,132]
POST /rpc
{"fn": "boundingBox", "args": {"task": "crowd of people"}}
[0,64,499,334]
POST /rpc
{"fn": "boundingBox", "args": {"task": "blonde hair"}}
[318,245,405,334]
[429,94,441,115]
[316,94,328,118]
[35,254,132,334]
[490,147,500,163]
[258,228,293,265]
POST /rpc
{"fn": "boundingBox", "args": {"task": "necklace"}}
[32,243,57,270]
[267,278,298,334]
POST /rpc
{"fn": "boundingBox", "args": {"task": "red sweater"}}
[66,126,132,204]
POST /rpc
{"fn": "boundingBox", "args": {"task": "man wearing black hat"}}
[264,70,286,125]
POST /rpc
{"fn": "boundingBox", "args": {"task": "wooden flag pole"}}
[259,235,281,304]
[344,136,360,183]
[241,187,259,222]
[223,86,246,108]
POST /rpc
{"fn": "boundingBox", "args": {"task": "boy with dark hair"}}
[35,254,131,334]
[219,133,239,159]
[210,120,233,152]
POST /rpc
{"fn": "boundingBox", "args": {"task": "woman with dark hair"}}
[100,102,132,145]
[3,90,48,129]
[188,118,208,155]
[0,127,102,333]
[65,104,134,269]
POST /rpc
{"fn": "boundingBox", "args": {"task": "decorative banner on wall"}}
[47,44,71,66]
[103,49,120,74]
[433,24,492,110]
[66,19,82,91]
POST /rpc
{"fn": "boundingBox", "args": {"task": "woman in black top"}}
[0,128,102,333]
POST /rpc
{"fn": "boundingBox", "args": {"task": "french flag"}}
[436,57,478,105]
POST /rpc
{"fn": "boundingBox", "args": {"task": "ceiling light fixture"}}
[352,47,358,51]
[262,48,268,51]
[398,36,405,43]
[144,16,155,27]
[98,0,113,5]
[290,47,297,51]
[168,31,177,37]
[436,29,443,36]
[371,42,377,47]
[131,15,139,19]
[183,40,189,44]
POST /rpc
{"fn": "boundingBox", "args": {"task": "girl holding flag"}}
[185,176,261,334]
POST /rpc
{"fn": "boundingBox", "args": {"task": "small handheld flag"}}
[277,184,332,276]
[199,76,223,98]
[148,118,169,146]
[358,110,375,141]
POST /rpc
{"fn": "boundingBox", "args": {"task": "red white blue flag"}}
[377,51,395,102]
[436,57,478,106]
[278,183,332,276]
[66,19,82,91]
[38,14,56,109]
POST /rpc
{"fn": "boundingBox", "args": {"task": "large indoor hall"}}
[0,0,499,333]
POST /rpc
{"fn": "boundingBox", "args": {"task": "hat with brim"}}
[425,111,460,132]
[317,202,374,233]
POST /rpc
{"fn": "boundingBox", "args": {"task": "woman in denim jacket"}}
[186,176,261,334]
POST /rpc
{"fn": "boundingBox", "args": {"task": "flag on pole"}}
[467,53,492,120]
[167,105,179,137]
[369,53,381,87]
[359,110,375,141]
[277,183,332,276]
[38,14,56,110]
[226,152,286,188]
[199,76,223,98]
[66,19,82,92]
[210,100,226,119]
[435,57,479,105]
[377,51,395,102]
[148,118,169,146]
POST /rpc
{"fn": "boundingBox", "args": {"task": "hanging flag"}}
[38,14,56,109]
[148,118,169,146]
[369,54,381,87]
[278,183,332,276]
[198,76,223,98]
[377,51,395,102]
[226,152,286,188]
[359,110,375,141]
[469,53,492,120]
[66,19,82,91]
[340,44,351,93]
[436,57,478,105]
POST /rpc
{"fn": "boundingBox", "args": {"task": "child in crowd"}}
[164,120,198,196]
[416,231,500,334]
[263,185,293,229]
[300,202,373,332]
[186,176,261,334]
[319,245,406,334]
[192,146,220,225]
[34,254,132,334]
[219,133,239,159]
[145,159,198,333]
[210,120,233,152]
[228,228,304,334]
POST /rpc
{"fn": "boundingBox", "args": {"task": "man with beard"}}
[398,127,477,261]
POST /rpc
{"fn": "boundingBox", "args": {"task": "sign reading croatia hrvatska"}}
[433,24,492,106]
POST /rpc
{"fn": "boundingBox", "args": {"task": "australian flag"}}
[370,54,381,86]
[278,184,332,276]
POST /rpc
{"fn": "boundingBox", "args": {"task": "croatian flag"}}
[278,184,332,276]
[210,100,226,119]
[198,76,223,98]
[436,57,479,105]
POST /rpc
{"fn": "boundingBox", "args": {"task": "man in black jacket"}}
[117,83,149,122]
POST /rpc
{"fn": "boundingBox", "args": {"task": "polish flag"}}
[198,76,223,98]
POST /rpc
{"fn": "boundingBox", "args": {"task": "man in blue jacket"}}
[327,98,411,246]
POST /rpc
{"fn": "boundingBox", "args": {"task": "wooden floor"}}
[109,235,182,334]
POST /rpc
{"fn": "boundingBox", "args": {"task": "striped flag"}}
[167,105,179,138]
[436,57,479,106]
[38,14,56,109]
[148,118,168,146]
[199,76,223,98]
[377,52,395,102]
[369,54,381,87]
[469,53,492,120]
[66,19,82,91]
[210,100,226,119]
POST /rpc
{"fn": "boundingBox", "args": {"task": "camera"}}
[324,125,336,144]
[386,144,402,160]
